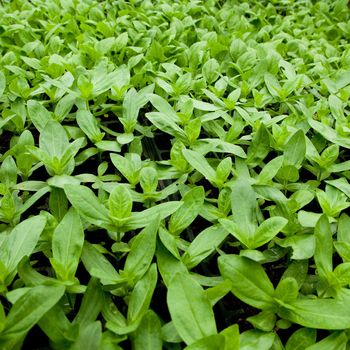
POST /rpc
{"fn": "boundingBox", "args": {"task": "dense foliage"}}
[1,0,350,348]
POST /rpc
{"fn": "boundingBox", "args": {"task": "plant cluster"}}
[1,0,350,349]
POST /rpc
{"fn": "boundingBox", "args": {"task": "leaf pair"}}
[64,184,182,234]
[182,149,234,188]
[218,254,350,330]
[220,177,287,249]
[27,120,84,176]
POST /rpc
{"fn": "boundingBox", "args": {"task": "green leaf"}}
[220,324,240,350]
[108,185,133,222]
[184,334,225,350]
[64,184,112,229]
[168,186,205,235]
[72,321,102,350]
[132,311,162,350]
[218,255,275,309]
[337,213,350,243]
[285,328,316,350]
[158,226,181,259]
[182,226,229,269]
[1,215,47,283]
[277,165,299,183]
[27,100,52,132]
[156,242,188,287]
[255,156,283,184]
[49,188,68,221]
[246,123,270,166]
[334,241,350,263]
[284,130,306,168]
[140,167,158,194]
[314,214,333,278]
[185,118,201,145]
[182,149,216,183]
[0,71,5,98]
[54,94,75,122]
[194,138,246,158]
[240,330,275,350]
[308,119,350,149]
[81,243,123,285]
[110,153,141,186]
[281,261,309,289]
[17,257,57,287]
[278,297,350,329]
[216,157,232,185]
[253,217,288,248]
[125,201,182,231]
[0,285,65,342]
[121,88,139,132]
[202,59,220,84]
[38,304,77,347]
[264,73,282,98]
[305,331,347,350]
[145,112,187,140]
[39,120,69,158]
[274,277,299,304]
[73,278,104,327]
[59,137,84,171]
[148,94,179,123]
[205,279,232,306]
[124,218,159,282]
[167,273,217,345]
[230,177,258,243]
[0,156,17,188]
[76,109,104,143]
[0,302,4,333]
[51,207,84,281]
[127,264,158,323]
[247,310,276,332]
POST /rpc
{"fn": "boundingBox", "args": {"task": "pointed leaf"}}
[2,215,46,281]
[168,186,205,235]
[218,255,275,309]
[231,177,257,240]
[124,218,159,281]
[127,264,158,323]
[286,328,316,350]
[64,185,112,228]
[278,297,350,329]
[1,285,65,338]
[39,120,69,158]
[125,201,182,231]
[182,149,216,182]
[109,185,133,220]
[284,130,306,168]
[51,207,84,280]
[73,278,104,327]
[253,217,288,248]
[132,310,162,350]
[314,214,333,278]
[167,273,217,345]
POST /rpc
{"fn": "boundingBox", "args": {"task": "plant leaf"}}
[64,184,112,228]
[167,273,217,345]
[218,255,275,310]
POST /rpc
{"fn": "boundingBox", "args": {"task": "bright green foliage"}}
[0,0,350,348]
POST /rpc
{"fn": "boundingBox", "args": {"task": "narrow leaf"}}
[167,273,217,345]
[64,185,112,228]
[51,207,84,280]
[218,255,275,309]
[182,149,216,182]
